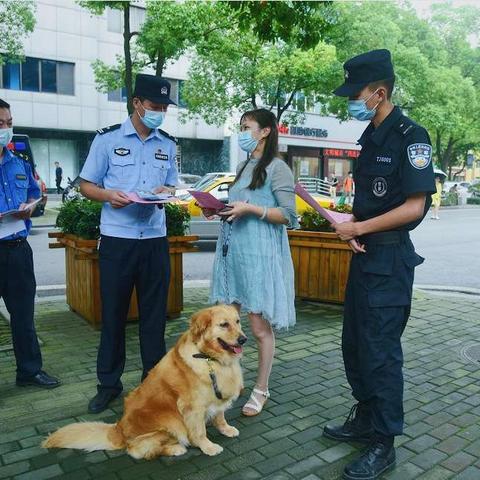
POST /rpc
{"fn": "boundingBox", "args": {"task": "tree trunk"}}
[156,54,165,76]
[123,3,134,114]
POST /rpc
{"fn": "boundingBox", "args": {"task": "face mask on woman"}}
[238,131,259,153]
[347,89,380,121]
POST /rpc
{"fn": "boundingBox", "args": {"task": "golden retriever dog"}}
[42,305,247,459]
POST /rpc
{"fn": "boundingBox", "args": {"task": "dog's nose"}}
[238,335,247,345]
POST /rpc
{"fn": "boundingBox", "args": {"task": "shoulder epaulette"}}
[96,124,121,135]
[158,129,178,144]
[395,116,417,137]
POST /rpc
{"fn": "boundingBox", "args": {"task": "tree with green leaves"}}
[0,0,36,65]
[182,1,339,124]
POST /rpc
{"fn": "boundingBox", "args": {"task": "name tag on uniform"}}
[15,174,27,180]
[114,148,130,156]
[376,156,392,164]
[155,149,169,161]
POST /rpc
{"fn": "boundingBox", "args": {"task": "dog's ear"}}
[190,308,213,342]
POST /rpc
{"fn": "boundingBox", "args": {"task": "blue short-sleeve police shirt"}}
[80,117,179,239]
[0,148,40,239]
[353,106,435,230]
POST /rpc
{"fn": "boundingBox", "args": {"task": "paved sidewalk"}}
[1,289,480,480]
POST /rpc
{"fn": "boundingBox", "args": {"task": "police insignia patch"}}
[407,143,432,170]
[372,177,387,197]
[114,148,130,156]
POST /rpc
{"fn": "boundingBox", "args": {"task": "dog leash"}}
[192,353,223,400]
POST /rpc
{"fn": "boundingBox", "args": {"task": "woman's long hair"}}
[234,108,279,190]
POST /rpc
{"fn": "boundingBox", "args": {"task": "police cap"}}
[133,74,176,105]
[333,49,395,97]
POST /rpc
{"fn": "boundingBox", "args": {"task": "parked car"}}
[175,173,202,197]
[7,134,47,216]
[179,175,332,240]
[177,172,236,200]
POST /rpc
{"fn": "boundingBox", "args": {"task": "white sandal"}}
[242,387,270,417]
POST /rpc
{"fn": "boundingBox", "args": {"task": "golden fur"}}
[42,305,246,459]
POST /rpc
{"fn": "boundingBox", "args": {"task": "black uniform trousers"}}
[342,232,423,437]
[97,235,170,394]
[0,240,43,379]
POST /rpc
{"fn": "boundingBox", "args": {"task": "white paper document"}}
[0,216,25,239]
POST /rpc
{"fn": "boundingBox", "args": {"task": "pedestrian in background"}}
[0,99,60,389]
[325,50,435,480]
[204,108,298,417]
[79,74,178,414]
[431,175,442,219]
[54,161,63,194]
[329,174,338,202]
[343,171,355,205]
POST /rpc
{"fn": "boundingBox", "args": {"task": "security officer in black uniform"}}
[80,75,178,413]
[322,50,435,480]
[0,99,60,389]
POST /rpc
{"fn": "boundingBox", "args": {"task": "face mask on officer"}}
[136,101,166,129]
[0,127,13,147]
[348,88,381,121]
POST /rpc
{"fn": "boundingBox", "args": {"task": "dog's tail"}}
[42,422,124,452]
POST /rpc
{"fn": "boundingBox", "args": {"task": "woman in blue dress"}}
[206,108,298,416]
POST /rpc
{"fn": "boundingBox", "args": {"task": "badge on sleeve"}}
[114,148,130,156]
[407,143,432,170]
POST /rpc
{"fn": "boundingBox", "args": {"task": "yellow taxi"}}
[179,176,332,218]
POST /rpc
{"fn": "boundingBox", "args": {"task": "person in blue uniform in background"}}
[0,99,60,389]
[80,74,178,413]
[322,50,435,480]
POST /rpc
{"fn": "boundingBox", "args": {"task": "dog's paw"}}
[220,425,239,438]
[163,444,188,457]
[201,442,223,456]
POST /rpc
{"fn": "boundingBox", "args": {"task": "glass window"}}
[22,57,40,92]
[41,59,57,93]
[57,62,74,95]
[2,63,21,90]
[107,8,122,33]
[166,78,178,105]
[130,6,146,31]
[107,86,127,102]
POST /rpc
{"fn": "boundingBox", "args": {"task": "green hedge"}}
[467,197,480,205]
[56,199,190,240]
[299,204,353,232]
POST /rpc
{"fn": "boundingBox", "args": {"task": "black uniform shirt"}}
[353,106,436,231]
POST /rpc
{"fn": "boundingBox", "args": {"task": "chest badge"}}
[155,149,169,161]
[407,143,432,170]
[372,177,388,197]
[114,148,130,156]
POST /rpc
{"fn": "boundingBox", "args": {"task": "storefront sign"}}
[323,148,360,159]
[279,124,328,138]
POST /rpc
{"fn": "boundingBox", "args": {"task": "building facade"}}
[0,0,365,191]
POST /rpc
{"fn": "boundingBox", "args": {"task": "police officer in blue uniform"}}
[323,50,435,479]
[80,74,179,413]
[0,99,60,389]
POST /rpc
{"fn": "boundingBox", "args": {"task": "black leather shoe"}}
[323,403,374,443]
[16,371,60,389]
[88,390,121,414]
[343,439,396,480]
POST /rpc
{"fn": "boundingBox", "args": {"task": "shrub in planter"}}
[467,197,480,205]
[299,204,353,232]
[56,199,191,239]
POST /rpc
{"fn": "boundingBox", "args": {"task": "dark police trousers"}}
[97,235,170,393]
[0,240,43,379]
[342,232,423,436]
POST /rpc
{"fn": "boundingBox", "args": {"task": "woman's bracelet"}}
[259,206,268,221]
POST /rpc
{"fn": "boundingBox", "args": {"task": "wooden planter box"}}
[48,233,198,328]
[288,230,353,304]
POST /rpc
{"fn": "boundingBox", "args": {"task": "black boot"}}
[343,436,396,480]
[323,403,374,443]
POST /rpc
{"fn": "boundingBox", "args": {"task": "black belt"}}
[0,237,27,248]
[358,230,409,245]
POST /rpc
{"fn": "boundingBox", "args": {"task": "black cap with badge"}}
[133,73,176,105]
[333,49,395,97]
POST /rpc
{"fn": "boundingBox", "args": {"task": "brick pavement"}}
[0,289,479,479]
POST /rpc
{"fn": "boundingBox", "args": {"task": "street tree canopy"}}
[0,0,36,65]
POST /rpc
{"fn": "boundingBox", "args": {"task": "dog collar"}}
[193,353,223,400]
